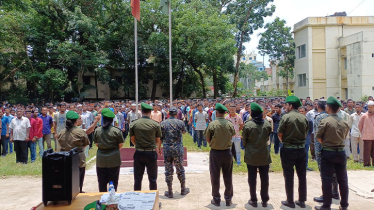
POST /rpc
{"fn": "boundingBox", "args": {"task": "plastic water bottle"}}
[108,181,115,203]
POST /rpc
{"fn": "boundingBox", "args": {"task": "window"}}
[83,76,91,86]
[297,44,306,59]
[298,74,306,87]
[344,58,347,70]
[242,57,246,60]
[249,57,252,60]
[372,53,374,57]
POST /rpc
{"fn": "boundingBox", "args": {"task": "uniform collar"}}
[142,116,150,119]
[169,117,176,119]
[217,117,225,119]
[330,113,338,116]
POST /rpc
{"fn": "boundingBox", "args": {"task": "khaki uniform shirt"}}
[93,126,125,168]
[277,110,309,147]
[204,117,235,150]
[316,114,349,149]
[57,126,89,168]
[242,120,272,166]
[129,116,162,150]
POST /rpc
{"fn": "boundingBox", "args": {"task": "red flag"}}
[131,0,140,21]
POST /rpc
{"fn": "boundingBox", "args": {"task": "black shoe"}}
[296,200,306,208]
[281,201,295,208]
[333,193,340,200]
[307,167,314,171]
[339,206,348,210]
[314,195,324,202]
[315,206,331,210]
[248,200,257,207]
[164,190,173,198]
[211,199,220,207]
[226,200,232,207]
[262,202,267,207]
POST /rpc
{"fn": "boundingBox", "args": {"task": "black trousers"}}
[14,140,28,163]
[280,147,307,203]
[247,164,270,203]
[79,167,85,193]
[133,151,158,191]
[97,166,121,192]
[321,150,349,208]
[209,149,233,201]
[88,133,93,148]
[0,135,6,156]
[231,145,237,162]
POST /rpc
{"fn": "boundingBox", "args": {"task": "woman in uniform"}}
[93,108,125,192]
[57,111,90,193]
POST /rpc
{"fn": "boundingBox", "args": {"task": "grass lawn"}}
[0,143,98,177]
[179,133,374,174]
[1,133,373,176]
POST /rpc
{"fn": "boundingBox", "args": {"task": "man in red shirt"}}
[33,110,44,158]
[26,110,37,163]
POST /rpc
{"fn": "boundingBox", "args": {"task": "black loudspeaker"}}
[42,148,80,206]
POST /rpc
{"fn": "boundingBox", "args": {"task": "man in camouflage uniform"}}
[161,107,190,198]
[313,100,339,202]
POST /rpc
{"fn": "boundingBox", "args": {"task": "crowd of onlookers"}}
[1,95,373,167]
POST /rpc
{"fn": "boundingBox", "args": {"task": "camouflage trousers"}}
[315,140,338,191]
[164,155,186,185]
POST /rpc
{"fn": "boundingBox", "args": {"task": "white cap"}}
[367,100,374,106]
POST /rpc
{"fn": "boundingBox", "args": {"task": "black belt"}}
[323,148,345,152]
[283,145,305,149]
[136,148,156,152]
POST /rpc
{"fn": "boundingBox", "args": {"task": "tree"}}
[225,0,275,98]
[173,0,236,98]
[258,17,295,90]
[238,63,268,91]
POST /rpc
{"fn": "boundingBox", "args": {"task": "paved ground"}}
[2,152,373,210]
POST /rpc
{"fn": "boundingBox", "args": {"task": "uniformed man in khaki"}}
[242,103,272,208]
[57,111,89,193]
[278,96,309,208]
[93,108,125,192]
[315,97,350,210]
[130,103,162,191]
[204,103,235,207]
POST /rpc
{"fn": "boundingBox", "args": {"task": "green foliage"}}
[258,17,295,86]
[225,0,276,97]
[360,95,369,102]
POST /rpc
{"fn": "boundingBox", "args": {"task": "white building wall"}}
[294,27,310,97]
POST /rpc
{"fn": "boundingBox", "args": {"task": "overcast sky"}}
[245,0,374,68]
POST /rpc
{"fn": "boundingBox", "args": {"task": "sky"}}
[245,0,374,68]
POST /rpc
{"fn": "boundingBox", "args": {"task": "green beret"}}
[250,102,263,112]
[327,96,342,107]
[141,102,153,111]
[286,96,302,107]
[66,111,79,120]
[215,103,228,112]
[102,108,115,118]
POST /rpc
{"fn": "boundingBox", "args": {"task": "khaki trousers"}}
[351,136,363,162]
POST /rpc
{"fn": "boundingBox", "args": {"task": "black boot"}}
[164,184,173,198]
[332,188,340,200]
[181,181,190,196]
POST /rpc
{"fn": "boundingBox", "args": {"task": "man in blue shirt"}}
[0,110,9,156]
[4,108,14,154]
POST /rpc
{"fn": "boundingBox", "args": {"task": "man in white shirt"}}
[349,103,364,163]
[338,108,351,158]
[195,104,208,149]
[9,108,31,164]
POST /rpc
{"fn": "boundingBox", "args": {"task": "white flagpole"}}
[135,17,139,116]
[169,1,173,108]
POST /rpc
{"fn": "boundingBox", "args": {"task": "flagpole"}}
[169,1,172,108]
[135,17,139,115]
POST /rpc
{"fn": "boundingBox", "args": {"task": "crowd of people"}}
[0,95,373,210]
